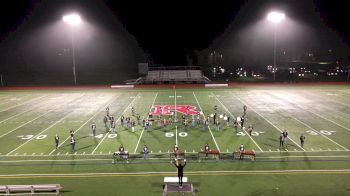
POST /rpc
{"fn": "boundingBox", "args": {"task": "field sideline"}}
[0,85,350,195]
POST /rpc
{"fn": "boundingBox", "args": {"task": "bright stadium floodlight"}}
[267,12,285,23]
[267,11,285,81]
[63,13,81,85]
[63,14,81,26]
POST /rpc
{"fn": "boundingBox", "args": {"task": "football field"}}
[0,85,350,195]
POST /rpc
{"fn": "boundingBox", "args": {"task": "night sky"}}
[0,0,349,84]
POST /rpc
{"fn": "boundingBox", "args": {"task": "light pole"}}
[267,11,285,81]
[63,14,81,85]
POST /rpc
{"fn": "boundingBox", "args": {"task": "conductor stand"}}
[162,183,195,196]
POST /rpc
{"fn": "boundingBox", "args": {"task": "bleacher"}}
[0,184,62,195]
[144,67,210,84]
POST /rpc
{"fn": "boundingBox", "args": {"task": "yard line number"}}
[306,130,336,136]
[165,132,188,138]
[17,133,118,140]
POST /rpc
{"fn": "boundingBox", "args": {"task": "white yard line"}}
[0,110,53,138]
[231,93,305,151]
[0,95,30,106]
[0,95,59,124]
[274,91,350,132]
[212,93,263,152]
[49,94,120,155]
[7,112,74,155]
[0,107,36,124]
[0,94,86,138]
[175,90,178,146]
[282,109,349,151]
[91,93,139,154]
[134,93,158,153]
[0,95,48,112]
[193,92,220,152]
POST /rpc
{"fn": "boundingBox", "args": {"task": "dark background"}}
[0,0,349,85]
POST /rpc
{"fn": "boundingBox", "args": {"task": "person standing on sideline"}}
[283,129,288,148]
[143,145,149,160]
[70,136,76,152]
[300,134,306,148]
[91,122,96,136]
[173,159,187,188]
[239,144,245,160]
[54,134,59,149]
[204,143,210,159]
[279,133,284,149]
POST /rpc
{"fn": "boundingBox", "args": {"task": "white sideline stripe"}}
[212,93,263,152]
[0,110,53,138]
[91,93,139,154]
[1,155,350,163]
[50,94,119,155]
[7,112,73,155]
[134,93,158,154]
[2,169,350,178]
[193,92,220,152]
[175,90,178,146]
[0,149,349,158]
[0,95,47,113]
[285,110,349,151]
[231,93,305,151]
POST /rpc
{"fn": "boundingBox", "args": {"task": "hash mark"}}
[40,153,43,155]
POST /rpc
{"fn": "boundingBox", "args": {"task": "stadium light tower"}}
[63,14,81,85]
[267,11,285,81]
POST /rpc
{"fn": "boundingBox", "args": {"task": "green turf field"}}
[0,85,350,195]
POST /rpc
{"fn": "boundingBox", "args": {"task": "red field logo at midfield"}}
[150,105,200,116]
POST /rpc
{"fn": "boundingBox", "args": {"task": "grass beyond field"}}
[0,85,350,195]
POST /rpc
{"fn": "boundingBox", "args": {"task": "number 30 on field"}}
[306,130,336,136]
[165,132,188,137]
